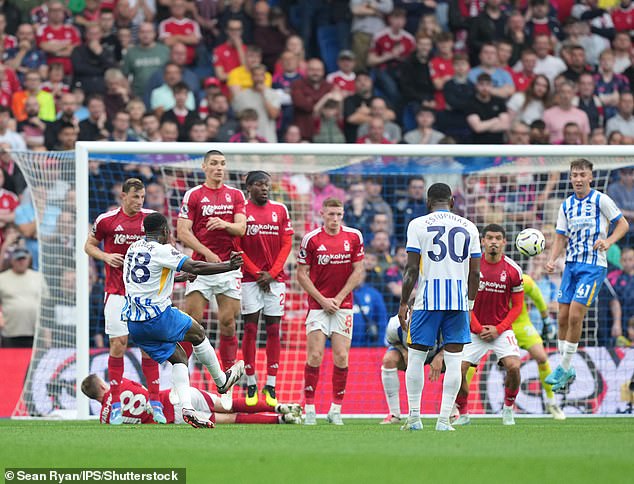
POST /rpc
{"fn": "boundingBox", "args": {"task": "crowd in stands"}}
[0,0,632,348]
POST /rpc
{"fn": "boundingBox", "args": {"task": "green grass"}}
[1,419,633,484]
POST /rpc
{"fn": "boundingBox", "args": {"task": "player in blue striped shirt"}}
[546,159,629,391]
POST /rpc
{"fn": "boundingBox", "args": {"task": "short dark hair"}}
[427,183,452,204]
[246,170,271,186]
[122,178,144,193]
[570,158,593,171]
[239,108,258,121]
[482,223,506,238]
[172,81,189,93]
[143,212,168,234]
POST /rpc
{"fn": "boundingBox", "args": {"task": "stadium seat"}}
[317,26,341,74]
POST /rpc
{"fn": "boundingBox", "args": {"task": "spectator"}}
[218,0,253,43]
[150,63,196,117]
[78,94,110,141]
[17,97,46,150]
[529,119,550,144]
[561,121,582,145]
[312,98,346,144]
[0,247,45,348]
[161,82,198,141]
[562,44,591,83]
[311,174,345,219]
[11,71,56,123]
[273,35,308,78]
[232,64,281,142]
[606,92,634,137]
[525,0,563,44]
[53,122,78,150]
[36,0,81,76]
[572,0,616,47]
[0,0,20,36]
[399,34,435,111]
[41,62,70,112]
[505,10,528,66]
[543,79,590,144]
[141,113,162,141]
[344,181,375,239]
[466,72,510,144]
[384,245,407,315]
[350,0,393,71]
[608,130,625,144]
[511,49,537,93]
[71,24,118,97]
[291,58,333,141]
[272,50,303,138]
[596,278,621,346]
[352,269,387,347]
[367,8,415,111]
[252,1,290,72]
[197,77,223,118]
[589,127,608,145]
[522,34,566,85]
[144,42,200,103]
[122,22,170,99]
[364,177,393,229]
[440,53,474,142]
[0,63,20,108]
[356,116,392,144]
[0,105,26,150]
[0,169,18,243]
[212,19,247,87]
[159,119,179,142]
[326,50,357,95]
[394,176,426,239]
[204,93,236,142]
[227,44,273,97]
[126,98,146,139]
[430,32,455,111]
[357,97,402,143]
[189,119,209,142]
[506,74,551,125]
[467,0,508,65]
[369,211,394,240]
[612,32,632,74]
[404,107,444,144]
[103,68,132,120]
[283,124,302,143]
[507,121,531,145]
[98,9,122,62]
[609,248,634,337]
[229,108,267,143]
[363,248,385,293]
[573,72,605,131]
[468,43,515,99]
[343,71,375,143]
[158,0,201,66]
[369,229,392,272]
[607,167,634,248]
[594,48,630,120]
[74,0,102,28]
[611,0,634,33]
[108,111,137,142]
[3,24,47,84]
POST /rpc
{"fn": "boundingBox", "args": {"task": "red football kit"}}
[100,379,175,424]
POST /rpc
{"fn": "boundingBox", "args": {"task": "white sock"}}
[546,395,556,406]
[329,402,342,414]
[561,341,578,370]
[381,366,401,417]
[266,375,276,387]
[247,374,257,386]
[193,338,226,387]
[405,348,428,420]
[438,351,463,423]
[172,363,193,410]
[557,339,565,355]
[305,404,315,414]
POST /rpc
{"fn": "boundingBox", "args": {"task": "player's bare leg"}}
[304,330,327,425]
[242,310,261,406]
[380,349,404,424]
[216,294,240,409]
[327,333,350,425]
[500,355,521,426]
[403,343,429,431]
[547,302,581,391]
[452,360,473,426]
[527,343,565,420]
[436,343,464,431]
[184,291,207,329]
[107,335,128,425]
[262,315,282,406]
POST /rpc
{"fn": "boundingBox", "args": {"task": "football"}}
[515,228,546,257]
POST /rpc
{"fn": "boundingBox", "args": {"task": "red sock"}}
[108,356,124,403]
[304,364,320,404]
[504,387,519,407]
[455,392,469,412]
[266,323,280,378]
[235,413,279,424]
[141,358,160,402]
[219,334,238,370]
[180,341,193,360]
[332,365,348,405]
[242,322,257,377]
[232,399,277,413]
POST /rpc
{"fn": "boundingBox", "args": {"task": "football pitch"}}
[1,418,632,484]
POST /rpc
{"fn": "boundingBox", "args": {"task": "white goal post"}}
[68,142,634,419]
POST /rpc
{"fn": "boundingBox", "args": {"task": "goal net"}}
[9,143,634,419]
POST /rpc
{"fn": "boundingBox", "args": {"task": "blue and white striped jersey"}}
[556,189,622,268]
[406,210,481,311]
[385,315,407,346]
[122,239,189,322]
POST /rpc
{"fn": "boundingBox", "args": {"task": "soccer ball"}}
[515,228,545,257]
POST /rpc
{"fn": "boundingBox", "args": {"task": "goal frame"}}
[74,142,634,419]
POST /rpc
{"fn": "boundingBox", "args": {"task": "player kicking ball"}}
[546,159,629,392]
[453,224,523,426]
[81,375,302,425]
[380,315,445,424]
[122,212,245,429]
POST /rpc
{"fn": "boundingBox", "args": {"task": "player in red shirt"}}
[81,375,302,425]
[238,171,294,407]
[36,1,81,75]
[158,0,202,66]
[453,224,524,426]
[84,178,161,424]
[177,149,246,408]
[297,197,364,425]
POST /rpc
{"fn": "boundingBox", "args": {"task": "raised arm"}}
[180,251,243,275]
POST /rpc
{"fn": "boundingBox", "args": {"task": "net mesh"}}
[10,148,634,417]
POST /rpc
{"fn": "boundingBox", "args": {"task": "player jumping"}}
[81,375,302,425]
[177,149,247,410]
[84,178,161,425]
[298,198,364,425]
[123,212,245,429]
[546,159,629,391]
[239,171,294,406]
[399,183,481,431]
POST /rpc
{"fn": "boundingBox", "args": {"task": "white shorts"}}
[185,269,242,301]
[240,281,286,316]
[305,309,354,339]
[172,387,217,424]
[462,330,521,365]
[104,294,128,338]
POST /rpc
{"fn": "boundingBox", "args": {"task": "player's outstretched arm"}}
[181,251,243,276]
[399,251,420,331]
[177,217,219,262]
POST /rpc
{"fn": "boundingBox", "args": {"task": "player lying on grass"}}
[81,375,302,425]
[122,212,245,429]
[380,315,445,424]
[454,272,566,424]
